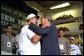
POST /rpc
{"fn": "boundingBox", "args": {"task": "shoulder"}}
[50,23,55,28]
[11,35,14,38]
[51,22,57,29]
[75,45,80,49]
[11,36,15,41]
[71,44,79,49]
[1,33,6,36]
[15,34,19,38]
[21,25,29,31]
[21,25,35,34]
[51,22,55,26]
[22,25,28,29]
[1,33,6,38]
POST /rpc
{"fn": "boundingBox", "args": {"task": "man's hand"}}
[31,34,41,44]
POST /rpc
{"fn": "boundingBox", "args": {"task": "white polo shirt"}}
[19,25,41,55]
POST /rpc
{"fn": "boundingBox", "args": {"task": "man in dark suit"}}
[29,14,60,55]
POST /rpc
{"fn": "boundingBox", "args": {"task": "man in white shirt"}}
[69,37,81,55]
[19,13,41,55]
[15,26,23,55]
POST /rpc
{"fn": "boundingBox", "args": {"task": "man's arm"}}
[14,35,19,48]
[23,28,41,44]
[29,23,51,35]
[31,34,41,44]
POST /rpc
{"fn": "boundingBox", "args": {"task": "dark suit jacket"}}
[28,23,60,55]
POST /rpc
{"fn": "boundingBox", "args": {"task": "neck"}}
[60,35,64,38]
[6,32,11,37]
[70,43,75,45]
[27,21,31,25]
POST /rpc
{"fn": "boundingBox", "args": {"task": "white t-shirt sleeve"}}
[26,28,35,40]
[21,26,35,40]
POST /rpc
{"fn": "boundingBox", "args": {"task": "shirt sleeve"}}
[21,26,35,40]
[11,36,15,48]
[26,29,35,39]
[15,35,18,43]
[15,35,19,48]
[12,36,15,43]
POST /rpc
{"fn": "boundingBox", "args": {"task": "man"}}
[15,26,23,55]
[29,14,60,55]
[19,13,41,55]
[58,27,70,55]
[1,24,15,55]
[69,37,81,55]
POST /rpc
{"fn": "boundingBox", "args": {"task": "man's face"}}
[41,17,47,26]
[59,30,64,36]
[7,26,13,34]
[30,17,37,24]
[69,39,75,44]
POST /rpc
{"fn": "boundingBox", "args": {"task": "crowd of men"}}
[1,13,82,55]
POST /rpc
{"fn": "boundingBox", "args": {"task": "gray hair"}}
[43,14,53,22]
